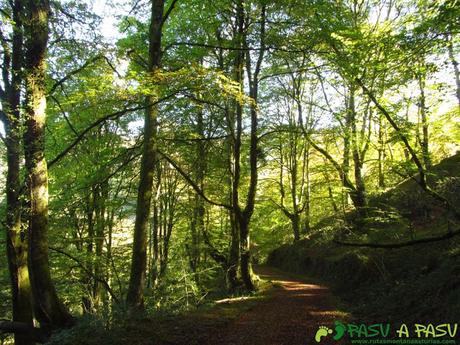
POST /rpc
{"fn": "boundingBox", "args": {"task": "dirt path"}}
[203,266,348,345]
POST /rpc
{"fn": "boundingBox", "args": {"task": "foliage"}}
[0,0,459,341]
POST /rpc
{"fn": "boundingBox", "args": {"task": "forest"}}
[0,0,459,344]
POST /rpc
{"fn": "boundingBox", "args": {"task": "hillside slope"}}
[268,153,460,323]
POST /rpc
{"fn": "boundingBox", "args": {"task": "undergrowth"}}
[47,280,273,345]
[268,153,460,324]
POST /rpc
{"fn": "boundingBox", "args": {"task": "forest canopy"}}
[0,0,459,343]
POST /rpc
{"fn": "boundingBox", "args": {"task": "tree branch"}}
[334,226,460,248]
[356,77,460,219]
[304,131,357,193]
[355,77,426,182]
[50,95,79,136]
[202,229,228,266]
[47,55,104,95]
[48,91,180,168]
[158,149,232,210]
[164,41,314,54]
[49,247,120,303]
[161,0,179,29]
[159,134,229,143]
[48,104,142,167]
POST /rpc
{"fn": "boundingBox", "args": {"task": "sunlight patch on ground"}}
[278,281,327,291]
[310,310,350,318]
[292,293,315,297]
[215,296,256,304]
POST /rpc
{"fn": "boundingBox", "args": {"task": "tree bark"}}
[446,34,460,112]
[23,0,73,328]
[189,106,206,285]
[126,0,165,310]
[288,124,301,241]
[238,2,266,291]
[342,95,352,207]
[226,0,246,290]
[377,114,386,188]
[1,1,35,343]
[302,142,311,233]
[349,85,367,216]
[227,212,240,289]
[93,181,108,310]
[82,191,95,313]
[149,176,160,288]
[417,69,431,170]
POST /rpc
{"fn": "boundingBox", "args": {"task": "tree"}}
[270,59,313,240]
[0,0,34,343]
[127,0,179,310]
[0,0,458,340]
[23,0,73,328]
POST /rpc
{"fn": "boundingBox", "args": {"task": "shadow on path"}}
[204,266,348,345]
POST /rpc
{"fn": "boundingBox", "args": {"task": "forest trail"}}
[203,266,348,345]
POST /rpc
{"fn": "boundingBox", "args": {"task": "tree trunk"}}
[24,0,73,328]
[82,191,95,313]
[93,181,108,310]
[150,186,160,288]
[289,134,300,240]
[377,114,385,188]
[291,213,301,242]
[126,0,165,310]
[5,119,34,345]
[446,34,460,111]
[342,103,351,207]
[2,1,35,343]
[189,107,206,284]
[302,142,311,233]
[105,206,115,313]
[158,167,177,279]
[226,0,246,291]
[417,70,431,170]
[189,195,204,283]
[238,216,253,291]
[238,2,266,292]
[348,85,367,217]
[227,212,240,289]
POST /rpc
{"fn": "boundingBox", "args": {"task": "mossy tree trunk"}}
[0,0,35,343]
[23,0,73,328]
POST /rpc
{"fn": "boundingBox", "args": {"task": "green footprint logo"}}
[333,321,346,341]
[315,326,333,343]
